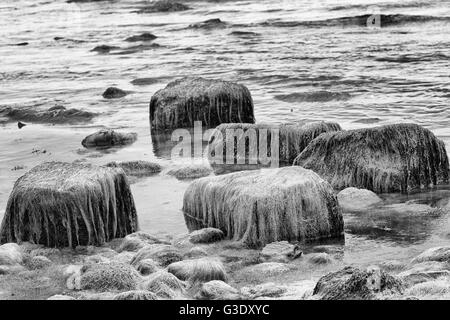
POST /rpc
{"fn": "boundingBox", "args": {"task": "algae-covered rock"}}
[80,263,140,292]
[106,161,162,177]
[167,258,227,282]
[183,166,344,247]
[294,123,449,193]
[0,162,138,248]
[150,77,254,130]
[131,244,183,267]
[82,129,137,148]
[189,228,224,244]
[313,266,404,300]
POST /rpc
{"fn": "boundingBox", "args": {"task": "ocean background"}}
[0,0,450,267]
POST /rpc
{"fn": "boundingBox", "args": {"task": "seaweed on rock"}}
[149,77,255,130]
[0,162,139,248]
[293,123,449,193]
[182,166,344,247]
[207,121,341,168]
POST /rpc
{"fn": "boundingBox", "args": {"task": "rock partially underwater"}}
[293,123,449,193]
[135,0,190,13]
[0,105,97,124]
[106,161,162,177]
[82,129,137,148]
[207,121,341,170]
[0,162,138,247]
[149,77,255,130]
[182,166,344,247]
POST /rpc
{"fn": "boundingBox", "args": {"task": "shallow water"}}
[0,0,450,266]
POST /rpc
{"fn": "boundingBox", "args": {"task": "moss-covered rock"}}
[150,77,254,130]
[208,121,341,169]
[313,266,404,300]
[183,166,344,247]
[131,244,183,267]
[80,263,140,292]
[294,123,449,193]
[82,129,137,148]
[106,161,162,177]
[195,280,240,300]
[167,258,227,282]
[0,162,138,248]
[189,228,224,244]
[140,270,185,299]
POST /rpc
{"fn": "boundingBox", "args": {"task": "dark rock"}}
[17,121,26,129]
[189,228,224,244]
[308,252,333,264]
[136,0,190,13]
[0,105,97,124]
[130,78,158,86]
[150,77,254,130]
[91,45,120,53]
[313,266,404,300]
[293,123,449,193]
[0,162,138,248]
[125,33,157,42]
[183,166,344,247]
[82,129,137,148]
[189,18,227,29]
[14,42,29,46]
[102,87,128,99]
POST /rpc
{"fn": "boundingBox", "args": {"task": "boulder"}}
[313,266,404,300]
[189,228,224,244]
[91,45,120,54]
[196,280,240,300]
[149,77,254,130]
[337,187,382,211]
[106,161,162,177]
[0,162,138,247]
[136,259,160,276]
[125,33,157,42]
[241,282,287,299]
[113,290,158,300]
[136,0,190,13]
[26,255,53,270]
[80,263,141,292]
[131,244,183,267]
[189,18,227,29]
[261,241,302,262]
[208,122,342,169]
[0,243,23,265]
[405,279,450,299]
[0,105,96,124]
[182,166,344,247]
[293,124,449,193]
[308,252,333,265]
[140,270,185,299]
[167,258,227,282]
[102,87,127,99]
[398,262,450,286]
[167,164,213,180]
[82,129,137,148]
[412,246,450,263]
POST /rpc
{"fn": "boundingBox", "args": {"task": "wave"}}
[258,14,450,28]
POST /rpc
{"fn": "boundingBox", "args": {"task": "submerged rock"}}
[313,266,404,300]
[293,123,449,193]
[91,45,120,54]
[261,241,302,262]
[150,77,254,130]
[136,0,190,13]
[308,252,333,265]
[337,187,382,211]
[82,129,137,148]
[125,33,157,42]
[182,166,344,247]
[113,290,158,300]
[412,246,450,263]
[0,105,97,124]
[106,161,162,177]
[102,87,128,99]
[167,258,227,282]
[0,162,138,247]
[188,228,224,244]
[167,164,213,180]
[189,18,227,29]
[208,122,342,169]
[131,244,183,267]
[130,77,158,86]
[0,243,23,265]
[80,263,141,292]
[196,280,240,300]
